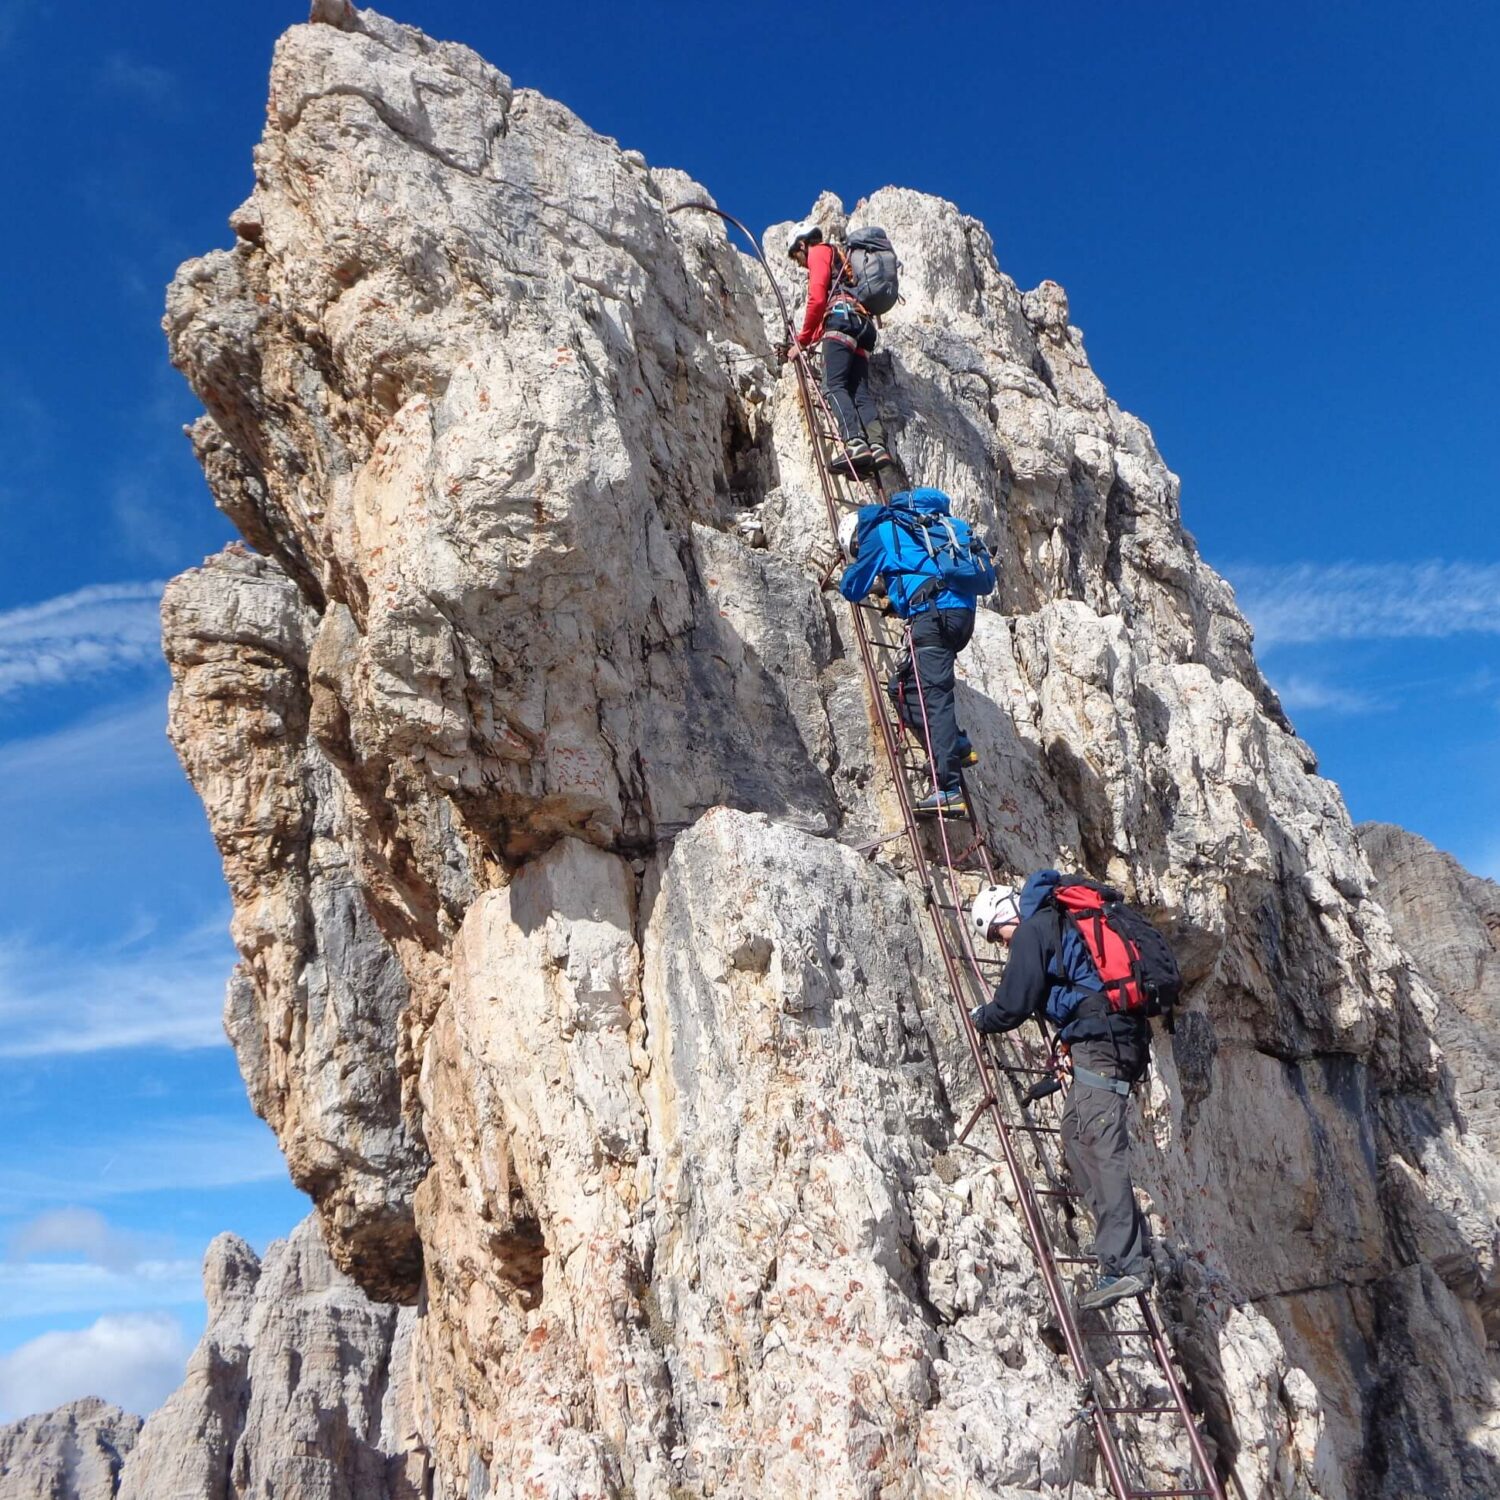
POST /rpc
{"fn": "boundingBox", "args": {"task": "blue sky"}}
[0,0,1496,1421]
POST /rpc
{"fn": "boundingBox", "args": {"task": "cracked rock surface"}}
[0,1401,140,1500]
[20,3,1492,1497]
[115,1218,420,1500]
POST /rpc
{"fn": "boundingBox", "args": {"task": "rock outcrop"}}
[116,1217,419,1500]
[1360,822,1500,1154]
[0,1221,418,1500]
[0,1400,139,1500]
[149,5,1500,1497]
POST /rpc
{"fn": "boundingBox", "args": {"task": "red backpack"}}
[1050,878,1181,1022]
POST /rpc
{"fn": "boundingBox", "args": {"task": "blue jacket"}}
[837,489,978,617]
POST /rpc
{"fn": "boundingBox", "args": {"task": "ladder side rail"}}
[1141,1298,1224,1497]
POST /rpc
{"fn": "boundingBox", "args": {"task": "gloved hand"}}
[969,1004,987,1032]
[773,340,790,367]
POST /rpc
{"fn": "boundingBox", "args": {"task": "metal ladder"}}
[670,202,1228,1500]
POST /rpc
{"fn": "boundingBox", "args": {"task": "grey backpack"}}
[845,226,900,316]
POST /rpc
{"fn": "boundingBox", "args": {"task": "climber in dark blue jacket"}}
[837,489,995,816]
[969,871,1153,1310]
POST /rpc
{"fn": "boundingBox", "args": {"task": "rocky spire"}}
[115,7,1500,1497]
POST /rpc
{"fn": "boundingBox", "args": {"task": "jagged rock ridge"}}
[1360,823,1500,1158]
[0,1401,139,1500]
[118,1218,419,1500]
[101,3,1500,1496]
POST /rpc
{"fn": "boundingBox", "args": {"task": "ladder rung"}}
[1102,1405,1179,1416]
[1033,1186,1079,1198]
[996,1064,1052,1077]
[1011,1123,1061,1135]
[1052,1254,1097,1264]
[1125,1491,1211,1498]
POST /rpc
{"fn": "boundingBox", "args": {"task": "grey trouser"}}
[1061,1040,1151,1280]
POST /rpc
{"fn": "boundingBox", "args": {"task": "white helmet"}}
[972,884,1021,939]
[786,219,823,258]
[838,511,860,559]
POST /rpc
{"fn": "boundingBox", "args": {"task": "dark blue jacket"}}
[837,489,978,617]
[970,870,1150,1051]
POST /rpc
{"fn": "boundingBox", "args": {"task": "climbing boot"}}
[865,422,909,492]
[955,733,979,767]
[914,788,967,818]
[1077,1272,1151,1311]
[828,437,871,479]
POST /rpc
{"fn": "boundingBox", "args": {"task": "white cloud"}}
[0,914,232,1058]
[8,1208,171,1273]
[1271,674,1384,715]
[1229,562,1500,649]
[0,582,165,699]
[0,1312,189,1423]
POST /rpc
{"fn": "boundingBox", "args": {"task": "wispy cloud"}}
[0,582,165,700]
[1230,562,1500,649]
[0,1259,202,1322]
[0,1311,189,1423]
[0,1118,286,1208]
[99,52,180,110]
[0,914,232,1058]
[1271,674,1385,715]
[0,694,171,793]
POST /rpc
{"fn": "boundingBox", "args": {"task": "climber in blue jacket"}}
[837,489,996,816]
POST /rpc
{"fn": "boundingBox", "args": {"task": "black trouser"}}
[1061,1038,1152,1281]
[889,607,974,792]
[820,304,878,442]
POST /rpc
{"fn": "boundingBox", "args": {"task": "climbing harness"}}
[669,201,1227,1500]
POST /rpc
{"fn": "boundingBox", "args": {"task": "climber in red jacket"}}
[786,220,905,489]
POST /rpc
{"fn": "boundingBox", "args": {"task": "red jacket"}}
[796,242,853,347]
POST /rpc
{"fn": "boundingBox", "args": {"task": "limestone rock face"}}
[0,1400,139,1500]
[1360,822,1500,1153]
[157,7,1500,1498]
[115,1218,419,1500]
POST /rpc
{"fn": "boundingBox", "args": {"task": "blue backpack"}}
[840,489,997,616]
[887,489,997,607]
